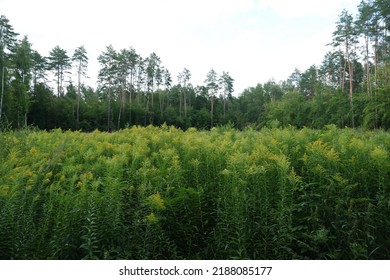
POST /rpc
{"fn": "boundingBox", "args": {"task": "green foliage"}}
[0,126,389,259]
[3,0,390,132]
[363,86,390,129]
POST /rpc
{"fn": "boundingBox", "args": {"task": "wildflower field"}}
[0,125,389,259]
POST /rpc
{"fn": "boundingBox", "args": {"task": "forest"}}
[0,0,389,131]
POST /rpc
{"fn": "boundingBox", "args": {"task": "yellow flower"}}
[0,186,10,196]
[80,171,94,181]
[314,164,326,175]
[45,171,53,179]
[187,127,197,133]
[146,212,158,223]
[370,147,388,163]
[29,147,38,155]
[147,192,165,211]
[25,169,34,177]
[221,168,231,176]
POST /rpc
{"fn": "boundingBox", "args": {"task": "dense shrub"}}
[0,125,389,259]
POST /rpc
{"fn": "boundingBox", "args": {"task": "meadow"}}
[0,125,389,259]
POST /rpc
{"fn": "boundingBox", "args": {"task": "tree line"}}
[0,0,389,131]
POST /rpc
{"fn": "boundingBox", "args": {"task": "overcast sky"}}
[1,0,361,95]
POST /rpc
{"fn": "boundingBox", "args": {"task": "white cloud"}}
[257,0,360,19]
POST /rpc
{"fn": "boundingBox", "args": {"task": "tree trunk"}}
[374,24,379,128]
[374,25,379,94]
[107,87,111,132]
[159,91,164,116]
[144,94,149,126]
[128,70,133,126]
[346,36,354,128]
[117,105,122,130]
[57,65,61,96]
[0,64,4,120]
[151,86,154,109]
[129,70,133,104]
[348,60,354,128]
[118,74,126,129]
[77,65,81,130]
[365,35,371,95]
[179,88,182,118]
[210,94,214,128]
[342,54,347,91]
[23,73,27,128]
[184,87,187,118]
[223,91,226,121]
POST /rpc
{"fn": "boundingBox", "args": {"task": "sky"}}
[1,0,361,95]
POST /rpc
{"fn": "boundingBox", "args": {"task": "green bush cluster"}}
[0,125,389,259]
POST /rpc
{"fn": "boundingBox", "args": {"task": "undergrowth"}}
[0,125,389,259]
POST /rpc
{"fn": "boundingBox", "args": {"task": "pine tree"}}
[204,69,219,128]
[332,9,358,127]
[31,50,47,89]
[0,15,18,121]
[48,46,71,96]
[219,71,234,121]
[98,45,117,132]
[72,45,88,130]
[11,36,33,127]
[356,0,375,95]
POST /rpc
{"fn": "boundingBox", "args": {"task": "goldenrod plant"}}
[0,126,389,259]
